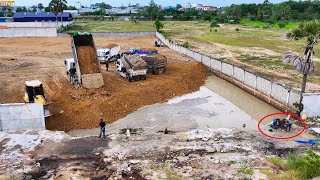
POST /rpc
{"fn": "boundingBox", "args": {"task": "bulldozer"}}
[23,80,51,117]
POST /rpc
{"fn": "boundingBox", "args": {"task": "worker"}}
[69,67,76,83]
[285,119,293,132]
[279,119,285,129]
[98,119,106,139]
[272,118,279,129]
[106,62,109,72]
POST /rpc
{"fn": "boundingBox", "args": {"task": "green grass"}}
[240,19,265,27]
[64,21,155,33]
[267,151,320,179]
[237,167,254,175]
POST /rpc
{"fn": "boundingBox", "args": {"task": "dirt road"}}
[0,36,208,131]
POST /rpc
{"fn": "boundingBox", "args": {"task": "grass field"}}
[240,19,299,29]
[65,21,155,33]
[65,20,320,90]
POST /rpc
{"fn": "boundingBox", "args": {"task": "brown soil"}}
[102,43,118,49]
[140,48,157,52]
[154,54,167,61]
[0,36,209,132]
[76,46,100,74]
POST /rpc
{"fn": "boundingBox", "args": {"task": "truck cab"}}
[97,49,110,64]
[65,58,76,75]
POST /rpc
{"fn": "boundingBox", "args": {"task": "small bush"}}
[236,28,240,31]
[238,167,254,175]
[263,25,269,29]
[254,25,260,28]
[278,22,286,29]
[179,41,189,48]
[214,29,218,32]
[210,20,219,27]
[210,29,212,32]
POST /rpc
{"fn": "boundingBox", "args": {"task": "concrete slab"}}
[0,103,45,131]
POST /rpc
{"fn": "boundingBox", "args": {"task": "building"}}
[0,0,14,7]
[13,12,73,22]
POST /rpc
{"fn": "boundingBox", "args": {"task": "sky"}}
[15,0,288,7]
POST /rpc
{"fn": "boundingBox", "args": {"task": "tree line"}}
[225,0,320,23]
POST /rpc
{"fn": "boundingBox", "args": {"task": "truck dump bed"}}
[72,33,104,89]
[123,54,147,70]
[141,54,167,68]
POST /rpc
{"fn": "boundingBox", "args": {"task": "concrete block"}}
[0,103,45,131]
[193,52,202,62]
[233,66,244,82]
[210,58,222,71]
[244,71,256,89]
[256,77,272,96]
[271,83,289,104]
[222,63,233,76]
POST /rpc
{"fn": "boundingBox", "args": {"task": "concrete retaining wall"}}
[82,73,104,89]
[0,21,74,28]
[0,28,57,37]
[0,103,45,131]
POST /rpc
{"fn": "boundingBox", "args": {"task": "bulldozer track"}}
[53,73,63,90]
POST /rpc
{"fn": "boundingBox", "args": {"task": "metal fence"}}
[156,32,301,109]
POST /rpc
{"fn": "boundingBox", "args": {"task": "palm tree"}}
[283,21,318,113]
[49,0,67,28]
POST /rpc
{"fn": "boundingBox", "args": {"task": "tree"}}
[38,3,44,11]
[283,21,318,113]
[44,7,50,12]
[153,19,163,32]
[176,4,182,10]
[99,2,107,15]
[49,0,68,27]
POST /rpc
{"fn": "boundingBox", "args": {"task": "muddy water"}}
[205,76,282,125]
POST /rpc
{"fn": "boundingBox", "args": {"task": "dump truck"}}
[70,32,104,89]
[141,54,167,74]
[97,44,121,63]
[116,54,147,82]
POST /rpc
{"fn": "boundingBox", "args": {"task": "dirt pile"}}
[46,59,208,131]
[76,46,100,74]
[140,48,157,53]
[102,44,118,49]
[124,54,147,70]
[154,54,167,61]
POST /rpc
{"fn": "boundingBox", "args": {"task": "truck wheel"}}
[126,74,132,82]
[163,68,166,73]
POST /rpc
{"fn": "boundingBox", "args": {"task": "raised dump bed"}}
[72,33,104,89]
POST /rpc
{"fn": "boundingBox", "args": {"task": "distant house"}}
[13,12,73,22]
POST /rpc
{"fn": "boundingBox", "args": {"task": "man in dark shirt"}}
[99,119,106,139]
[106,62,109,71]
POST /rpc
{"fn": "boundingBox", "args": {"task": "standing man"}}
[285,119,293,132]
[106,62,109,72]
[99,119,106,139]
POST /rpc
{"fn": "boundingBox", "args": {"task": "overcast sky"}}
[15,0,288,7]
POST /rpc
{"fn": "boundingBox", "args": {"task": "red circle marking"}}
[258,112,306,140]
